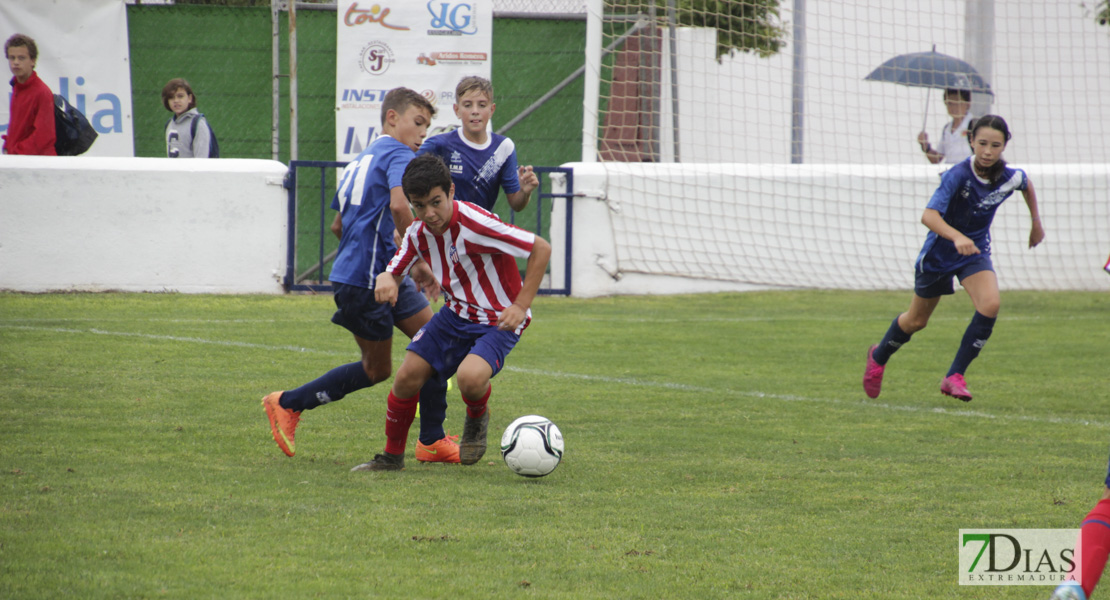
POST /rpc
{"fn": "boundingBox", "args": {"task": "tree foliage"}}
[610,0,787,59]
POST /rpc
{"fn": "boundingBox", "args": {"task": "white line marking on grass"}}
[0,324,340,355]
[503,366,1110,429]
[562,314,1098,325]
[5,323,1102,429]
[0,317,306,324]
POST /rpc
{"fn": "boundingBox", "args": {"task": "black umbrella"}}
[864,49,993,94]
[865,48,992,139]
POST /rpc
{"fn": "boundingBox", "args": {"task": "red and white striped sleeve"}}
[385,222,422,277]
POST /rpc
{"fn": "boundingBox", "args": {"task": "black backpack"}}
[53,94,98,156]
[190,113,220,158]
[167,113,220,158]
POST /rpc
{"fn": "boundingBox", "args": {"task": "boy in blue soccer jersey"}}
[417,76,539,213]
[863,115,1045,402]
[262,88,460,464]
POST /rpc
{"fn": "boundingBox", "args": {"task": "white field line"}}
[0,313,1094,325]
[2,323,1105,429]
[0,324,335,355]
[506,366,1110,429]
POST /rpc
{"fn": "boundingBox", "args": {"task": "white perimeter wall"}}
[0,157,288,294]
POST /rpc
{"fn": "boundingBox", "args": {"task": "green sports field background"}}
[1,290,1105,598]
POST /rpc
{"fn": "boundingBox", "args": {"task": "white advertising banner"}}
[0,0,135,157]
[335,1,492,162]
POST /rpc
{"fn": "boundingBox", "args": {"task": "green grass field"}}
[1,290,1106,599]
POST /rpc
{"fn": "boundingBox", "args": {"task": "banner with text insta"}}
[335,1,492,162]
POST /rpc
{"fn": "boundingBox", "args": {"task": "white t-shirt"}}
[938,113,974,165]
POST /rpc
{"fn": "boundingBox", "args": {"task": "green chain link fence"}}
[127,4,585,286]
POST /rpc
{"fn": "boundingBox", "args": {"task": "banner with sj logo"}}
[335,1,493,162]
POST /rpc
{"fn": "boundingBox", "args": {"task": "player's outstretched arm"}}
[389,186,415,233]
[1022,180,1045,248]
[374,272,402,306]
[506,166,539,212]
[409,260,441,302]
[498,236,551,331]
[330,212,343,239]
[921,208,979,256]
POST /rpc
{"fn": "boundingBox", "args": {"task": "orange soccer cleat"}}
[262,392,301,457]
[416,434,461,463]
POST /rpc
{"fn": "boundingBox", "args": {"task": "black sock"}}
[872,316,912,365]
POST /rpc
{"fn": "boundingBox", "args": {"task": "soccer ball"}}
[500,415,564,477]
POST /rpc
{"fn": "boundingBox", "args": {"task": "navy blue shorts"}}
[406,306,520,379]
[330,279,428,342]
[914,255,994,298]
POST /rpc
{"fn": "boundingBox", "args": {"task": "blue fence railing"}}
[283,161,573,295]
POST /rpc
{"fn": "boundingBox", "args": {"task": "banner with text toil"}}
[335,1,492,162]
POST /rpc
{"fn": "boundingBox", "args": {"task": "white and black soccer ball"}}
[500,415,564,477]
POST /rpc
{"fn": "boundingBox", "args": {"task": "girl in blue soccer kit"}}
[863,115,1044,402]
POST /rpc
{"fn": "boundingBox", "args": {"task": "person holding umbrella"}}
[917,88,973,165]
[865,48,990,165]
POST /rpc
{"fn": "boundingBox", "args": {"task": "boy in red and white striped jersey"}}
[351,154,551,471]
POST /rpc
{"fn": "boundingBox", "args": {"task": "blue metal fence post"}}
[286,161,573,296]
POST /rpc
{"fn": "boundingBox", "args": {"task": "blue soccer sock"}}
[947,311,996,377]
[416,375,449,446]
[280,361,373,412]
[872,316,913,365]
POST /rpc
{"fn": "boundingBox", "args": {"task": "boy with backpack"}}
[162,78,218,158]
[3,33,55,156]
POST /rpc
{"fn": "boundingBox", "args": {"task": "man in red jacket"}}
[3,33,55,156]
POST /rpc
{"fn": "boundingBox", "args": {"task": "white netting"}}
[584,0,1110,291]
[492,0,586,15]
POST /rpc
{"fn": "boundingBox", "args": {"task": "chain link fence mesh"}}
[128,2,587,286]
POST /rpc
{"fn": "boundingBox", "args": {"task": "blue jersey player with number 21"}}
[263,88,461,465]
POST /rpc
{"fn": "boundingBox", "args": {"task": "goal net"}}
[584,0,1110,291]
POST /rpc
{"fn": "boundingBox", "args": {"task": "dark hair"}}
[5,34,37,61]
[970,114,1011,142]
[380,87,436,126]
[161,78,197,112]
[402,154,452,201]
[944,88,971,103]
[969,114,1011,181]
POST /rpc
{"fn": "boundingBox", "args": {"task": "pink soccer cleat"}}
[940,373,973,402]
[863,345,885,399]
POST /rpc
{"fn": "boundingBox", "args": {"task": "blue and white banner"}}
[335,1,492,162]
[0,0,135,156]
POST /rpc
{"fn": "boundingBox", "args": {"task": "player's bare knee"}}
[978,300,1001,318]
[391,366,425,397]
[362,361,391,385]
[902,315,929,333]
[456,373,489,400]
